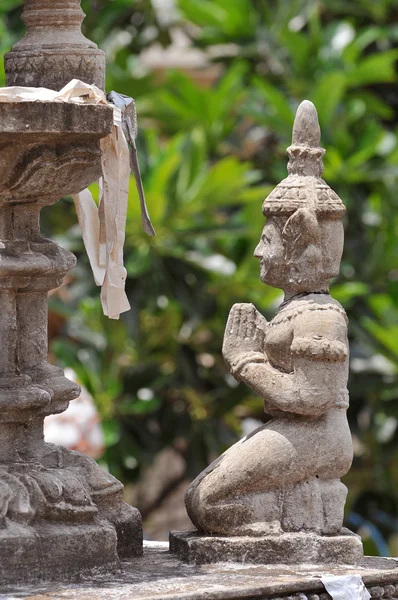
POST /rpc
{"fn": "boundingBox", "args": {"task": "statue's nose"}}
[254,241,264,258]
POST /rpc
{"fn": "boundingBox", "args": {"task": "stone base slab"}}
[0,520,119,584]
[169,528,363,566]
[4,544,398,599]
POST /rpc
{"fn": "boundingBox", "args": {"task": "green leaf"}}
[346,50,398,87]
[331,281,370,306]
[253,77,294,124]
[310,71,346,127]
[280,29,311,74]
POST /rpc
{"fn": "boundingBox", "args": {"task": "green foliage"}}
[2,0,398,550]
[139,64,248,152]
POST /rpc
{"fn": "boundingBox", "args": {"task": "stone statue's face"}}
[254,218,286,288]
[255,214,343,293]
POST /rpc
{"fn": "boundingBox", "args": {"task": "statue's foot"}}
[187,477,346,537]
[188,493,284,536]
[282,478,347,535]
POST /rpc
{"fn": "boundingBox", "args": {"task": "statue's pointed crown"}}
[262,100,345,218]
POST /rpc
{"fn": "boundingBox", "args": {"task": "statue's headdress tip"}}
[298,99,317,112]
[292,100,321,148]
[262,99,345,217]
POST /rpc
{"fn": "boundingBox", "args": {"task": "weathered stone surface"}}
[5,0,105,91]
[3,545,398,599]
[0,102,113,138]
[0,0,143,583]
[181,101,362,564]
[0,103,113,203]
[170,529,364,566]
[0,522,119,584]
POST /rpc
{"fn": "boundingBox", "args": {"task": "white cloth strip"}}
[0,79,132,320]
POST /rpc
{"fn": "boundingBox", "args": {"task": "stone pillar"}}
[0,0,142,584]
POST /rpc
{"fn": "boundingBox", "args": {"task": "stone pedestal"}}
[170,528,364,566]
[0,0,143,584]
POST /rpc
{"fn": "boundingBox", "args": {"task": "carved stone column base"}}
[170,528,363,566]
[0,521,119,584]
[95,500,144,558]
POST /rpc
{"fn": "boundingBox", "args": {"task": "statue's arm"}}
[223,305,348,417]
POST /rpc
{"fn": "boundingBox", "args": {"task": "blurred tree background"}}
[1,0,398,553]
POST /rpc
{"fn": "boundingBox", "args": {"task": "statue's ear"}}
[282,208,320,251]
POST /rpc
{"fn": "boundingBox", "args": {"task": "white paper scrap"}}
[72,188,105,287]
[99,122,131,319]
[321,575,370,600]
[0,79,106,104]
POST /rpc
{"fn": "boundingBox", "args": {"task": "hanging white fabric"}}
[0,79,152,320]
[98,109,131,319]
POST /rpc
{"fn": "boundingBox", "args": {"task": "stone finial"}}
[291,100,321,148]
[5,0,105,90]
[286,100,325,179]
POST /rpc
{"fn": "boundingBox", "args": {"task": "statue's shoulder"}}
[271,293,347,327]
[296,293,347,321]
[286,294,348,362]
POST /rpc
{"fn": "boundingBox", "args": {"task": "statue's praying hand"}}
[222,303,267,368]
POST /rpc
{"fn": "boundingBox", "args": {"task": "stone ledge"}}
[3,544,398,599]
[0,102,113,139]
[169,528,363,566]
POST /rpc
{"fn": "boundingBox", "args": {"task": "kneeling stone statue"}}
[171,100,363,565]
